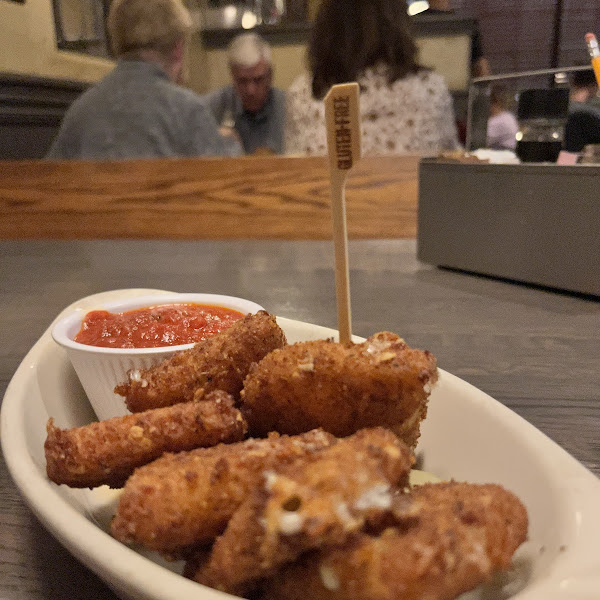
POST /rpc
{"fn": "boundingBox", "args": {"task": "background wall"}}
[3,0,599,85]
[451,0,600,73]
[0,0,113,82]
[192,26,471,95]
[194,34,470,95]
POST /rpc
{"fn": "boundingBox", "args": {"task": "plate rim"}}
[3,288,600,600]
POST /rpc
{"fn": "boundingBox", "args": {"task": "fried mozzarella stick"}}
[115,310,287,413]
[187,428,413,597]
[45,391,246,489]
[241,332,438,448]
[261,482,529,600]
[111,429,337,555]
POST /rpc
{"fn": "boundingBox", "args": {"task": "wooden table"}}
[0,155,419,240]
[1,239,599,599]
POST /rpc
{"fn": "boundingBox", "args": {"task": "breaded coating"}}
[260,482,528,600]
[111,429,337,555]
[44,391,246,489]
[187,428,414,597]
[241,332,438,447]
[115,310,287,413]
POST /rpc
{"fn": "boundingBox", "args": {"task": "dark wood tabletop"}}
[1,238,599,599]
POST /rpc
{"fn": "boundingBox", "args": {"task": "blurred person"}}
[47,0,240,160]
[564,69,600,152]
[486,85,518,150]
[569,68,600,109]
[202,33,286,154]
[417,0,490,78]
[285,0,459,156]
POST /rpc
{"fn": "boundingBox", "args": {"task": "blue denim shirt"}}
[47,60,241,160]
[202,85,286,154]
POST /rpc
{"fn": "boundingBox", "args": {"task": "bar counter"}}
[1,238,599,599]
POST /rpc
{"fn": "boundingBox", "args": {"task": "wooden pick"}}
[324,82,362,344]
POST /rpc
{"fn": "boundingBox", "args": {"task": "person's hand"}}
[472,57,491,78]
[219,126,241,144]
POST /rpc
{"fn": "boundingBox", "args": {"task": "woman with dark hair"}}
[284,0,459,155]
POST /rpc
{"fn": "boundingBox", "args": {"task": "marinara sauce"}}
[74,303,245,349]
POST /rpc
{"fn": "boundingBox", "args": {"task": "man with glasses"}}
[202,33,286,154]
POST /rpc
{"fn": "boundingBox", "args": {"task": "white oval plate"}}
[2,289,600,600]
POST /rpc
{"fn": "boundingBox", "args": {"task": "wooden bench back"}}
[0,155,419,239]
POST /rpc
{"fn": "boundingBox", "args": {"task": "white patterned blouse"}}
[284,65,460,156]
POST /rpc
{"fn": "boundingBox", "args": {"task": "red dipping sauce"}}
[74,303,245,349]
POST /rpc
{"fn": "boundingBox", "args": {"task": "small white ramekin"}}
[51,293,264,421]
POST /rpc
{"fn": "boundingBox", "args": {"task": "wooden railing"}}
[0,155,419,239]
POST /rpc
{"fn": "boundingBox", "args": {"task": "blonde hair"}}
[228,33,272,69]
[108,0,192,58]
